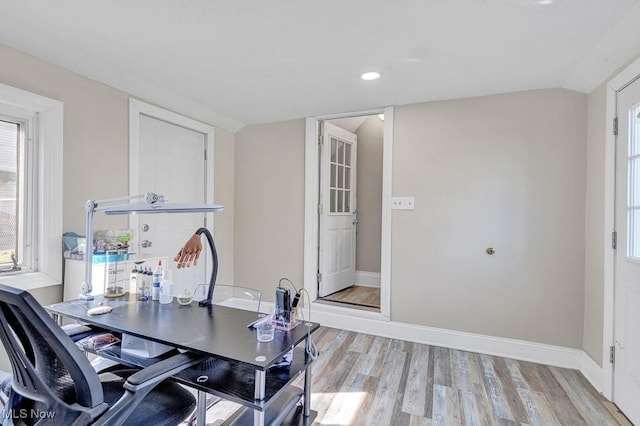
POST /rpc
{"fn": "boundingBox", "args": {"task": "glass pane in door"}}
[628,104,640,259]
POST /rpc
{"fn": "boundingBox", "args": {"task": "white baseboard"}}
[307,303,582,368]
[355,271,381,287]
[240,299,605,395]
[580,352,604,393]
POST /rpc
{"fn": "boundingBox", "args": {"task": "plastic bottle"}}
[129,265,138,295]
[159,269,174,304]
[143,267,152,299]
[152,260,163,301]
[135,267,145,301]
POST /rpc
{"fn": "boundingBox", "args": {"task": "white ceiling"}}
[1,0,640,131]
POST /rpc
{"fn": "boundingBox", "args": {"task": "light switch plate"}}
[392,197,415,210]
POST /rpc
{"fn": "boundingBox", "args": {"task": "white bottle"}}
[129,266,138,294]
[152,260,163,301]
[159,268,174,304]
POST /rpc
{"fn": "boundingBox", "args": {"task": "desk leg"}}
[254,370,266,426]
[304,364,312,417]
[253,410,265,426]
[196,390,207,426]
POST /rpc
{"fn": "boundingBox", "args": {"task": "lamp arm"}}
[79,193,163,299]
[92,193,165,212]
[195,227,218,307]
[80,206,95,298]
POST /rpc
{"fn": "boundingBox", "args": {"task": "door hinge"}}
[610,345,615,364]
[318,133,323,145]
[316,272,322,283]
[204,149,207,161]
[613,117,618,136]
[612,231,617,250]
[318,204,324,214]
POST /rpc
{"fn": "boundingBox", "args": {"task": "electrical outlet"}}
[392,197,415,210]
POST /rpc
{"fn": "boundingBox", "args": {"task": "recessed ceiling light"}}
[361,72,381,81]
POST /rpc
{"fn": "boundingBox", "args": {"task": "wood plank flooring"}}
[321,285,381,309]
[199,327,631,425]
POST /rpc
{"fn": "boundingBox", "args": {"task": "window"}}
[329,137,353,213]
[0,119,23,271]
[0,83,62,289]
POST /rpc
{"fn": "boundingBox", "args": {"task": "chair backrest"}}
[194,284,261,312]
[0,284,107,424]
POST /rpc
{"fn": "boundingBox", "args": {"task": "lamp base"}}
[79,281,94,300]
[198,300,212,307]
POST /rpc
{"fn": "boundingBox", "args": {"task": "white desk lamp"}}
[79,192,223,300]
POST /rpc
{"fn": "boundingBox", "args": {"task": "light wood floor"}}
[200,327,630,425]
[321,285,381,309]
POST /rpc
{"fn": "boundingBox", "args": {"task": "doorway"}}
[128,99,215,296]
[303,107,393,319]
[318,116,383,310]
[612,76,640,425]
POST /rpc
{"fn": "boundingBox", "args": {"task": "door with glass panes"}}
[614,76,640,425]
[319,122,357,297]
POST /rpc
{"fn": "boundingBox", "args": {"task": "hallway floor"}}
[320,285,380,309]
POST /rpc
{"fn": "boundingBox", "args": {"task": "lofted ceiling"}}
[1,0,640,131]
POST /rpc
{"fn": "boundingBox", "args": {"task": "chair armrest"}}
[124,351,204,391]
[94,351,204,426]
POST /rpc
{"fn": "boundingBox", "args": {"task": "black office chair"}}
[0,284,200,425]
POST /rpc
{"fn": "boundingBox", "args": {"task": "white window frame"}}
[0,83,63,290]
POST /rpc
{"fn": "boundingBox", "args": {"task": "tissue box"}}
[121,334,173,358]
[63,232,86,254]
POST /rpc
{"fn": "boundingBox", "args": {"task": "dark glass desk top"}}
[46,294,319,370]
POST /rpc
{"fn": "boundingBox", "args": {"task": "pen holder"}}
[272,308,300,331]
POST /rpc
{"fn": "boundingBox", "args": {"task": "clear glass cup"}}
[256,322,275,342]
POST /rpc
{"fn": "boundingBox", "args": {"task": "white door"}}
[614,76,640,424]
[319,122,357,297]
[130,102,214,296]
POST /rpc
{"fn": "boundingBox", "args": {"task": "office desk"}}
[46,295,319,426]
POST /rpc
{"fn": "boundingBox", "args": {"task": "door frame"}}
[604,56,640,400]
[128,98,215,267]
[303,106,394,319]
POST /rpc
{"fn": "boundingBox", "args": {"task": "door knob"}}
[352,219,359,225]
[141,224,150,232]
[141,240,152,248]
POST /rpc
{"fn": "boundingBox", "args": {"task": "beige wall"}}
[391,89,587,348]
[0,43,130,236]
[0,42,235,290]
[213,127,235,284]
[355,116,383,273]
[583,83,607,365]
[232,90,588,348]
[234,119,306,301]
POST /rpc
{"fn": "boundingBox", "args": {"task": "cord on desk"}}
[278,277,297,293]
[278,278,318,360]
[298,288,318,361]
